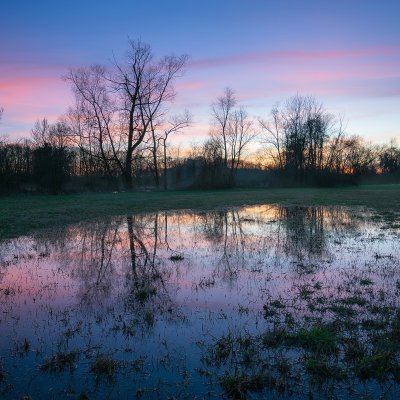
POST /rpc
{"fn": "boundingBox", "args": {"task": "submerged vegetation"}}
[40,350,80,374]
[206,267,400,398]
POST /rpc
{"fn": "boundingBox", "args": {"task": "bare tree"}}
[65,65,117,179]
[31,118,50,147]
[65,40,189,188]
[112,40,189,188]
[159,111,191,190]
[324,116,346,172]
[227,108,257,183]
[210,89,256,185]
[31,118,71,149]
[259,106,284,170]
[211,87,236,167]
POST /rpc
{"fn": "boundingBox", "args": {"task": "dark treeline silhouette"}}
[257,94,400,186]
[1,42,400,193]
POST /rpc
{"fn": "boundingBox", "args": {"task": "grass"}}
[220,373,269,399]
[288,325,339,355]
[1,184,400,239]
[40,350,80,374]
[89,354,119,383]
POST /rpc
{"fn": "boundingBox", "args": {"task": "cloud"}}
[0,66,72,137]
[188,47,400,70]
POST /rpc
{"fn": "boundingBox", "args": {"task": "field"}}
[1,184,400,239]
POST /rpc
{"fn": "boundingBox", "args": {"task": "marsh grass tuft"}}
[288,325,339,355]
[356,352,399,382]
[304,357,345,380]
[40,350,80,374]
[89,354,119,383]
[219,372,269,399]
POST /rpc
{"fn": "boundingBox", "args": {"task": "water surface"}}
[0,205,399,399]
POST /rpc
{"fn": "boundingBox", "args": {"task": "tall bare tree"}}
[65,40,189,188]
[111,40,188,188]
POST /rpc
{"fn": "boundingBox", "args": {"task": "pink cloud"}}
[271,62,400,83]
[0,67,72,137]
[175,79,205,92]
[0,76,68,107]
[189,47,400,69]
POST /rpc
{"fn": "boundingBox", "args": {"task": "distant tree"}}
[210,89,256,185]
[32,143,75,193]
[211,87,236,167]
[323,118,346,173]
[31,118,75,192]
[31,118,71,149]
[200,137,225,187]
[340,136,377,175]
[31,118,50,147]
[0,107,4,139]
[259,106,285,170]
[148,111,191,190]
[379,139,400,174]
[0,140,33,192]
[226,108,256,183]
[260,95,343,183]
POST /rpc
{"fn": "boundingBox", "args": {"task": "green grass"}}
[1,184,400,240]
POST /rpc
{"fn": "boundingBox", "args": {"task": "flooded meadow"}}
[1,205,400,399]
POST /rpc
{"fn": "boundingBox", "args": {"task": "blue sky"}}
[1,0,399,144]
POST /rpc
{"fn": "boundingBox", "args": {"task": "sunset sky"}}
[1,0,399,145]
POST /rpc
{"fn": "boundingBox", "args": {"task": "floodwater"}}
[0,205,399,399]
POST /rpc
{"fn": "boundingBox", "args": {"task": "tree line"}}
[1,40,399,193]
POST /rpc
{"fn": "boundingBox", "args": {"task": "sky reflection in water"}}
[0,205,399,399]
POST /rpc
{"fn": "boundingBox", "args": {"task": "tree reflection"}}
[124,213,174,319]
[278,206,326,261]
[70,219,123,307]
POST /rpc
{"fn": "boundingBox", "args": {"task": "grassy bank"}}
[1,184,400,240]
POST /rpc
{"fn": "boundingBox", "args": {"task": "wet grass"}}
[1,184,400,239]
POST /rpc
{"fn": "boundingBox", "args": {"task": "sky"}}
[1,0,399,146]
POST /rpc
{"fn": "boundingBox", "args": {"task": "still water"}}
[0,205,399,399]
